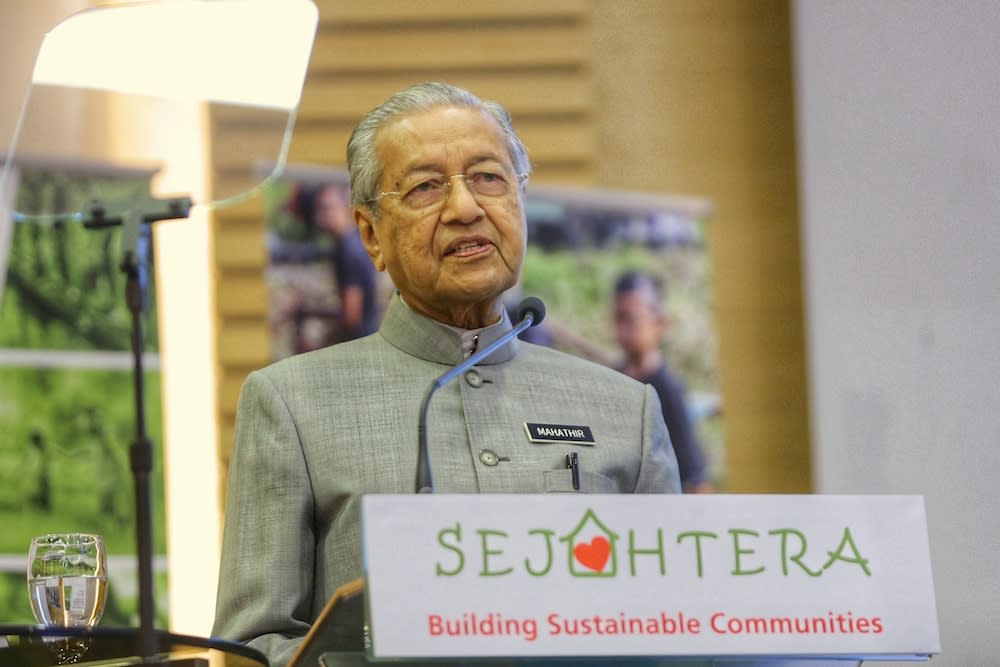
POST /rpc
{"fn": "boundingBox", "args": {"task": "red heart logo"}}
[573,536,611,572]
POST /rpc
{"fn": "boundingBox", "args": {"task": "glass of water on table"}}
[27,533,108,662]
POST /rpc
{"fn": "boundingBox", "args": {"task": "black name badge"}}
[524,423,596,446]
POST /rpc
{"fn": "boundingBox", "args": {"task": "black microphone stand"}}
[83,195,192,663]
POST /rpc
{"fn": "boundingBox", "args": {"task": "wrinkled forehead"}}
[375,106,511,177]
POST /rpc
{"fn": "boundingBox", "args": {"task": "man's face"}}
[314,185,352,237]
[354,106,527,325]
[614,290,666,359]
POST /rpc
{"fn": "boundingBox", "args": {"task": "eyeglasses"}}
[366,171,529,212]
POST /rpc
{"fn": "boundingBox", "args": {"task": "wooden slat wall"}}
[208,1,596,504]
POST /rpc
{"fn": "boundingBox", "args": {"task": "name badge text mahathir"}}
[524,423,596,446]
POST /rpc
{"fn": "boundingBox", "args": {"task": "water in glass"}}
[28,533,108,628]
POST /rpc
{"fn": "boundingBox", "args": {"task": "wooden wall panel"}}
[217,324,270,367]
[309,27,588,72]
[218,373,247,420]
[298,74,593,121]
[213,224,267,270]
[313,0,588,22]
[216,276,268,318]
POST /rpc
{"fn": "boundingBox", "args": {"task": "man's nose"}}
[440,175,483,223]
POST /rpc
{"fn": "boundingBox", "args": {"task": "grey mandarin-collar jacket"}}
[213,292,681,666]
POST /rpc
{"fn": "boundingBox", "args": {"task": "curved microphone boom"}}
[415,297,546,493]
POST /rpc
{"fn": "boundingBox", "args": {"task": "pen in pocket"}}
[565,452,580,491]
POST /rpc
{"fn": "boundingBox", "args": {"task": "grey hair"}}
[346,82,531,214]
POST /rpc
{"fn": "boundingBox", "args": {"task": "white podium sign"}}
[362,494,939,661]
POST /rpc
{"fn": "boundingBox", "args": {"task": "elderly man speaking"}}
[213,82,681,667]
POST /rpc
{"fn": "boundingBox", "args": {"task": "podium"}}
[284,494,938,667]
[0,625,267,667]
[3,496,936,667]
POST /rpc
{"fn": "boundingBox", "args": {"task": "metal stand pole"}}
[122,246,156,662]
[85,196,191,664]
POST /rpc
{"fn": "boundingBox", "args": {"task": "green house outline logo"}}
[559,509,619,578]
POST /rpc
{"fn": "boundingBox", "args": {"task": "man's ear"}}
[355,207,386,272]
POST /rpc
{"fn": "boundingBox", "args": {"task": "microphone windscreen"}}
[517,296,546,327]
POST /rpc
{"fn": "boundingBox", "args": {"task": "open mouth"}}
[445,240,492,257]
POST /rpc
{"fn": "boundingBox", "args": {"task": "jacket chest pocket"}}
[543,469,617,493]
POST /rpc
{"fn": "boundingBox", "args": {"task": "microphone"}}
[415,297,546,493]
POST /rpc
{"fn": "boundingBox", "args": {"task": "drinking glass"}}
[28,533,108,628]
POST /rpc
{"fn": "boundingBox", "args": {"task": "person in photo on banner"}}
[212,82,682,667]
[306,182,380,343]
[613,270,713,493]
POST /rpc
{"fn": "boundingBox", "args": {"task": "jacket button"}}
[479,449,499,466]
[465,370,483,388]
